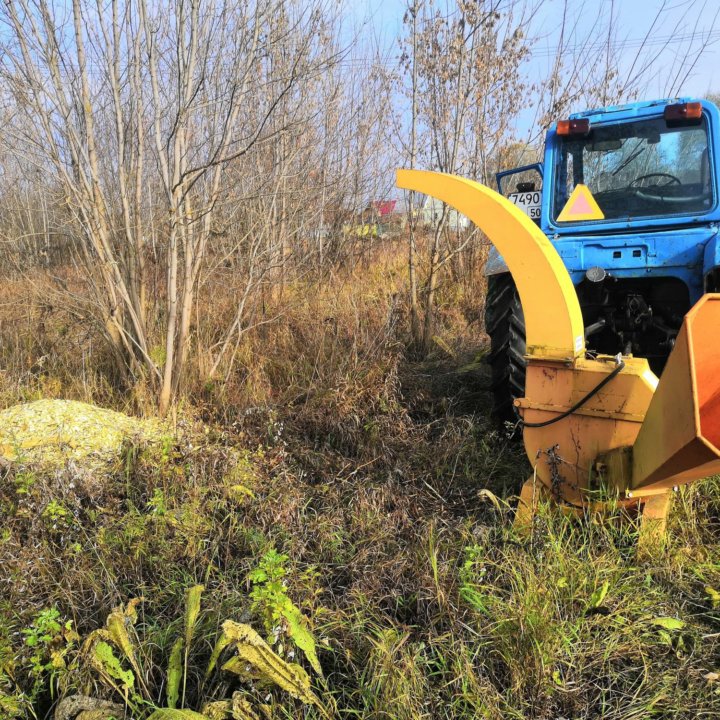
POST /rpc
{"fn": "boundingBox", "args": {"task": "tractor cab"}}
[549,102,712,225]
[486,98,720,421]
[498,99,717,232]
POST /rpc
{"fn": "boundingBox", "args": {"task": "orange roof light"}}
[557,118,591,137]
[664,102,703,125]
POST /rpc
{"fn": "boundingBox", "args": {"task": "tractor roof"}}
[568,97,702,123]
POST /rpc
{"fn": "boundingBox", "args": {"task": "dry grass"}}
[1,245,719,718]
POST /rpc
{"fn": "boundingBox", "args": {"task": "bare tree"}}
[527,0,720,144]
[0,0,343,412]
[400,0,534,353]
[1,0,716,410]
[401,0,422,348]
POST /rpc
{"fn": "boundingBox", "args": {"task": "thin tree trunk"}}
[407,0,421,348]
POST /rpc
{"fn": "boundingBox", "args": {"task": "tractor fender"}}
[703,233,720,276]
[484,246,510,276]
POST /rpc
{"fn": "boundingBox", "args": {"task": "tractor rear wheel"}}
[485,274,527,424]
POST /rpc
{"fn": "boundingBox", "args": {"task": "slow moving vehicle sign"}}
[556,184,605,222]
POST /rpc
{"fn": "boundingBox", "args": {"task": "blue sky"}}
[351,0,720,101]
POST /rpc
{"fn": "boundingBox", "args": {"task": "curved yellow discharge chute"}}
[397,169,585,360]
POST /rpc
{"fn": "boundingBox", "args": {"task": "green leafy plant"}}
[147,488,168,516]
[41,500,69,526]
[22,608,77,699]
[74,585,329,719]
[587,580,610,611]
[92,640,135,693]
[458,544,489,615]
[13,470,36,496]
[648,616,688,649]
[81,597,148,712]
[0,687,30,719]
[248,549,322,676]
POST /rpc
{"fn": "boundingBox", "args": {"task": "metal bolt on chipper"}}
[397,98,720,543]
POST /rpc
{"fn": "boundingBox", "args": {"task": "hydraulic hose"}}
[519,356,626,428]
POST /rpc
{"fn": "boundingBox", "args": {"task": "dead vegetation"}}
[0,246,719,719]
[0,1,719,717]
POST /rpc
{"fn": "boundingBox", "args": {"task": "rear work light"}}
[664,102,703,126]
[557,118,591,137]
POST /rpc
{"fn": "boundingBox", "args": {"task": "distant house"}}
[341,200,401,239]
[418,195,469,230]
[336,196,471,237]
[372,200,397,217]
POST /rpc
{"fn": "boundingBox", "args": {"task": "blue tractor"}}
[486,98,720,421]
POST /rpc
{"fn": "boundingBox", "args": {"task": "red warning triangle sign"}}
[557,184,604,222]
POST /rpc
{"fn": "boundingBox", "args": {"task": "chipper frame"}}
[397,169,720,542]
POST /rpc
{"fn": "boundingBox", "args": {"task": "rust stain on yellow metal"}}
[396,169,585,360]
[518,355,657,506]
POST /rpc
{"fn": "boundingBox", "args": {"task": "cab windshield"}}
[554,116,712,222]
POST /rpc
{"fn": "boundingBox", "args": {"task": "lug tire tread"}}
[485,274,527,423]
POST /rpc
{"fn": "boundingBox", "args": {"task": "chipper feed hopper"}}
[396,168,720,540]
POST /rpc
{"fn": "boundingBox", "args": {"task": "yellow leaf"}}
[89,641,135,692]
[228,485,255,503]
[283,608,322,677]
[126,597,144,622]
[231,693,262,720]
[201,700,231,720]
[705,586,720,609]
[103,600,149,697]
[650,616,685,631]
[219,622,322,708]
[477,489,502,511]
[588,581,609,609]
[204,631,233,681]
[167,637,184,709]
[184,585,204,651]
[50,650,67,670]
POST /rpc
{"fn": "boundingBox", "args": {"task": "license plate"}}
[507,191,541,220]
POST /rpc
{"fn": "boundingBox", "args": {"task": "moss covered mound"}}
[0,399,162,467]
